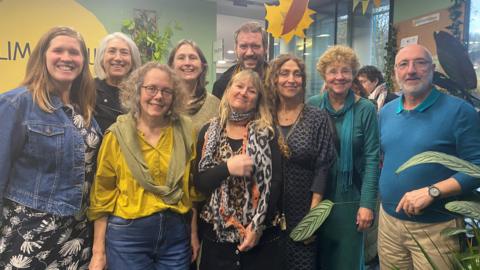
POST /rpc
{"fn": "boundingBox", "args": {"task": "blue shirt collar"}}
[396,87,440,114]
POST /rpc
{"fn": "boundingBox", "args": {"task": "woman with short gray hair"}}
[94,32,141,132]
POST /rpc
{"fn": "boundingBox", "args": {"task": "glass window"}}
[468,0,480,85]
[352,0,390,69]
[272,0,390,99]
[304,3,336,99]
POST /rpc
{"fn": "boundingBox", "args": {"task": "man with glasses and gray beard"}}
[212,21,268,99]
[377,44,480,270]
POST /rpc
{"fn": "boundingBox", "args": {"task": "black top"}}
[212,63,269,99]
[385,92,399,104]
[94,78,124,133]
[212,65,238,99]
[193,122,282,223]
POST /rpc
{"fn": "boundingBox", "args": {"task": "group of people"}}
[0,20,480,270]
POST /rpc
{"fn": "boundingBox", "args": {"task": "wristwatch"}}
[428,185,441,199]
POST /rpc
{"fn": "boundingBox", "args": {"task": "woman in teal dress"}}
[307,45,380,270]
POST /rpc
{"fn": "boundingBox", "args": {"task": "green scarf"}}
[108,113,193,205]
[319,90,355,192]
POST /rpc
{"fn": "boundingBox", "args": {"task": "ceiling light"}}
[226,50,235,54]
[217,60,227,64]
[316,34,330,38]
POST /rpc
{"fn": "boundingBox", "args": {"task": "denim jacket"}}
[0,87,101,218]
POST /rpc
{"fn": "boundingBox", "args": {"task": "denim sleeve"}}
[0,96,26,219]
[452,103,480,192]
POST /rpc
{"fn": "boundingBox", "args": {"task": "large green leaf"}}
[445,201,480,220]
[289,200,334,242]
[396,151,480,178]
[440,227,468,237]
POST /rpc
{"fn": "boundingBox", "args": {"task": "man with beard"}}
[212,21,268,99]
[377,44,480,269]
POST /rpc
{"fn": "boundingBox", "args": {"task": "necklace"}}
[277,103,304,126]
[277,105,304,158]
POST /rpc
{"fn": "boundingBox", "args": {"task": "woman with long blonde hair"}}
[194,70,282,270]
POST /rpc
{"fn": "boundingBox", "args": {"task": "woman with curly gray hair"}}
[88,62,198,270]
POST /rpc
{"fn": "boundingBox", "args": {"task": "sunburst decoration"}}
[265,0,316,44]
[353,0,382,15]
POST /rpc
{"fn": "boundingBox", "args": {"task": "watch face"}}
[429,186,441,198]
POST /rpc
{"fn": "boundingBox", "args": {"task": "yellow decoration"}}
[353,0,383,15]
[265,0,316,44]
[361,0,369,14]
[0,0,107,92]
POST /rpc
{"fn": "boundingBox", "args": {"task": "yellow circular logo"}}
[0,0,108,92]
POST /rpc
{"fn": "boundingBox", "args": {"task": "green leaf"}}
[404,225,439,270]
[441,227,468,237]
[445,201,480,220]
[289,200,334,242]
[396,151,480,178]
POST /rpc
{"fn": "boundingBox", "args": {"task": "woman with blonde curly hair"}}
[307,45,380,270]
[194,69,282,270]
[88,62,198,270]
[0,26,100,269]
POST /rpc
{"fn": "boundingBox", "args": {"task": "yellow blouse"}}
[87,126,197,221]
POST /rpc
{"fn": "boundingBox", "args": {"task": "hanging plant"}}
[446,0,466,43]
[121,9,181,63]
[383,25,397,91]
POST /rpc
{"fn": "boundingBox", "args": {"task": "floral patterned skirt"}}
[0,199,92,270]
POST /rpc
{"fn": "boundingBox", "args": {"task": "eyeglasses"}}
[141,85,174,97]
[325,67,353,76]
[395,59,431,71]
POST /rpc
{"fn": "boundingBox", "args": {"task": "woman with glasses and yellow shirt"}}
[88,62,198,270]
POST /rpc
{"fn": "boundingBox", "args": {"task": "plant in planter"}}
[121,9,181,63]
[396,151,480,269]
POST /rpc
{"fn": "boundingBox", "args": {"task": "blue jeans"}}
[106,210,191,270]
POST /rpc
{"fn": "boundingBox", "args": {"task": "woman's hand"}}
[89,252,107,270]
[190,208,200,263]
[191,232,200,262]
[227,154,254,177]
[89,217,108,270]
[237,223,261,252]
[356,207,374,231]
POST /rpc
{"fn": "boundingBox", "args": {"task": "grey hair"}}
[120,62,186,121]
[234,21,268,50]
[94,32,142,80]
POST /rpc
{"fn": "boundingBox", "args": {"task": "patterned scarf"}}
[199,117,273,242]
[319,90,355,192]
[368,82,388,111]
[229,109,255,122]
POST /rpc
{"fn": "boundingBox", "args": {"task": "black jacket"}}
[212,64,238,99]
[94,78,124,133]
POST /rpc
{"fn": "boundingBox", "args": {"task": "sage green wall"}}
[394,0,452,23]
[77,0,217,90]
